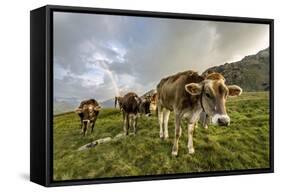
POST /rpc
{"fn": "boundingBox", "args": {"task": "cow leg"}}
[158,105,164,139]
[172,113,181,156]
[80,119,83,134]
[163,109,170,139]
[179,126,182,137]
[187,123,195,154]
[195,122,198,129]
[132,114,137,135]
[79,115,83,133]
[203,114,209,129]
[126,114,130,135]
[123,112,127,135]
[123,112,129,135]
[82,121,88,136]
[128,114,132,131]
[86,121,91,136]
[91,118,97,133]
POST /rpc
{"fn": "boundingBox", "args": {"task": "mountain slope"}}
[54,97,79,115]
[203,48,269,91]
[100,98,115,108]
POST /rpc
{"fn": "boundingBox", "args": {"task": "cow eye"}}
[205,93,212,98]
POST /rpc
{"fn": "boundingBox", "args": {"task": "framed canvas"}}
[30,5,274,187]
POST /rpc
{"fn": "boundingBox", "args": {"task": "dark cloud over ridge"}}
[53,12,269,102]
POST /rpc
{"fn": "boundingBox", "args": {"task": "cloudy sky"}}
[53,12,269,102]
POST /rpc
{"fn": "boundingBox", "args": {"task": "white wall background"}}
[0,0,280,191]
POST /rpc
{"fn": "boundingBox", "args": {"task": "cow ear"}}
[134,96,141,104]
[185,83,202,95]
[94,105,102,111]
[75,108,83,114]
[227,85,242,96]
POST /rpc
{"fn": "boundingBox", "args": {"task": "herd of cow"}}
[75,70,242,156]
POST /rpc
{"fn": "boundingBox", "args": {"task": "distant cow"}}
[75,99,101,136]
[140,90,157,112]
[116,94,152,116]
[157,71,242,156]
[138,97,152,117]
[121,92,151,135]
[149,92,158,111]
[115,96,124,111]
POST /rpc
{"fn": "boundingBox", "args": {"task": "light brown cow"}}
[157,71,242,156]
[75,99,101,136]
[150,92,158,111]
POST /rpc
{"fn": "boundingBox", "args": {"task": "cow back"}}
[157,70,204,111]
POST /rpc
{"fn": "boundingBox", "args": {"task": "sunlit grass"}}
[53,92,270,181]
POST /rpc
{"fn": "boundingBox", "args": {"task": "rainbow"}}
[98,60,120,97]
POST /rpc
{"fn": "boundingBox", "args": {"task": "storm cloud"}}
[53,12,269,103]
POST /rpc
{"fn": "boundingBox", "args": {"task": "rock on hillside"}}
[203,48,270,91]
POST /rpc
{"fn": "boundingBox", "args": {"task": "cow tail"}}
[155,92,159,117]
[114,97,117,108]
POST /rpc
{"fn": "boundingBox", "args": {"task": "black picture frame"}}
[30,5,274,187]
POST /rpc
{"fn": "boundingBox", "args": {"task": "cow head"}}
[84,104,101,121]
[139,97,152,117]
[149,93,158,111]
[185,73,242,126]
[115,96,123,109]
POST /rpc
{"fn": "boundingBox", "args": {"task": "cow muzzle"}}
[211,114,230,126]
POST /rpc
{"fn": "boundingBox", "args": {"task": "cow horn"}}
[134,96,141,104]
[75,108,82,114]
[94,105,102,111]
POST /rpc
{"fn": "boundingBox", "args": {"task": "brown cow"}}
[157,71,242,156]
[114,96,124,111]
[116,94,152,116]
[140,90,158,113]
[75,99,101,136]
[121,92,152,135]
[139,96,152,117]
[149,92,158,111]
[121,92,141,135]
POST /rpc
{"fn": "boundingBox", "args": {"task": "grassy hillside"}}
[53,92,270,181]
[204,48,269,91]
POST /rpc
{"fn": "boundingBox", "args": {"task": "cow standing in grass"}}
[115,96,124,111]
[121,92,151,135]
[75,99,101,136]
[149,92,158,111]
[157,71,242,156]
